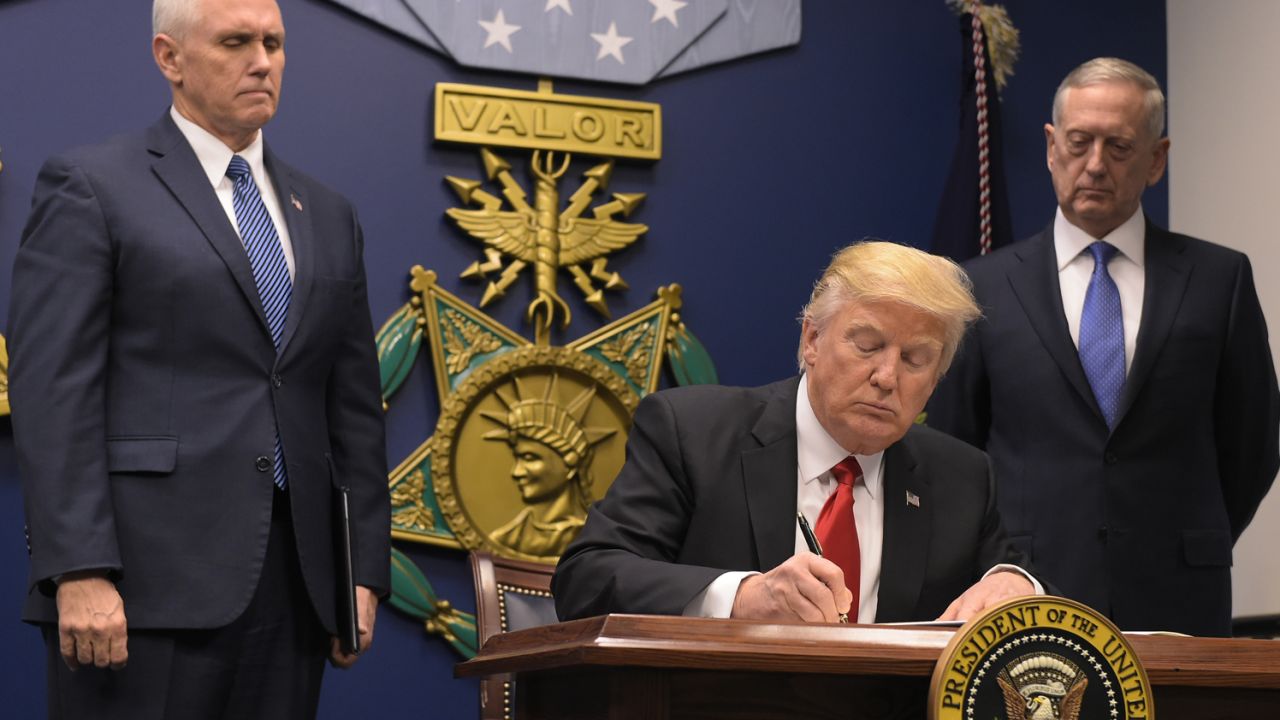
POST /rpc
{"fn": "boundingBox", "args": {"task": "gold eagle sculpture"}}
[446,148,646,345]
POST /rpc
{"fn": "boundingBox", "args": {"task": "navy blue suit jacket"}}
[553,377,1032,623]
[928,222,1279,637]
[8,114,391,632]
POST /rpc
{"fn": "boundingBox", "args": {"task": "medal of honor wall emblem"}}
[373,81,719,656]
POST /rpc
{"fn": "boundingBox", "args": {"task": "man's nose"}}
[869,355,899,391]
[247,42,272,75]
[1084,141,1108,176]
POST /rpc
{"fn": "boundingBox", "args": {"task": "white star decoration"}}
[479,9,520,53]
[591,22,633,64]
[649,0,687,27]
[545,0,573,15]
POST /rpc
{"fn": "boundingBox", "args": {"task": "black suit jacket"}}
[8,114,391,632]
[928,222,1280,637]
[553,377,1031,622]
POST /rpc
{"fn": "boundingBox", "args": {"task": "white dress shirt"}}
[170,107,295,280]
[793,375,885,623]
[1054,206,1145,374]
[684,375,1040,621]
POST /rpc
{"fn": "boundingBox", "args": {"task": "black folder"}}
[334,484,360,655]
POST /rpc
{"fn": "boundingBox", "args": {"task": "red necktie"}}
[815,456,862,614]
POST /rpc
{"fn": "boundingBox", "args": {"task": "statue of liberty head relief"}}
[481,373,616,557]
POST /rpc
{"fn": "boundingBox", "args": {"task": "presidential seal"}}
[930,596,1153,720]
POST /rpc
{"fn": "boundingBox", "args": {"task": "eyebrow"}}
[216,27,285,41]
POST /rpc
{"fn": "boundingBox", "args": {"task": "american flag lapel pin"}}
[291,193,303,212]
[906,490,920,508]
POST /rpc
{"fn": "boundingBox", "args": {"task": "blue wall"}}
[0,0,1165,716]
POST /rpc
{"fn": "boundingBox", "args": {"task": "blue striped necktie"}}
[1078,241,1125,430]
[226,155,291,489]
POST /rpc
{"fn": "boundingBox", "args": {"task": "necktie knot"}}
[1087,241,1118,269]
[226,155,252,182]
[829,456,862,488]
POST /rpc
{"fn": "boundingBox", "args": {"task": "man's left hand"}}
[937,571,1034,622]
[329,586,378,669]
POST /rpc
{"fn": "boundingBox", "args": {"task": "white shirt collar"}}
[795,375,884,499]
[1053,205,1146,271]
[169,106,267,190]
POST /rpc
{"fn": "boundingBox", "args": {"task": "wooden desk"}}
[456,614,1280,719]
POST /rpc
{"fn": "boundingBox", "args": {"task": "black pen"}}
[796,511,850,623]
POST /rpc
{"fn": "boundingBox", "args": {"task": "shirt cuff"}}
[983,563,1044,595]
[52,568,114,586]
[682,571,759,618]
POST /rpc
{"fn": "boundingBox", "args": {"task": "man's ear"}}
[153,34,183,85]
[1146,136,1171,187]
[1044,123,1056,172]
[800,318,818,369]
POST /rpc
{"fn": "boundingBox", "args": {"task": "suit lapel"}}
[1005,228,1103,421]
[1116,221,1191,423]
[264,149,315,358]
[148,116,273,340]
[876,438,931,622]
[742,379,801,573]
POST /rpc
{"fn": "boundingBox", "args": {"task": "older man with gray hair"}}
[928,57,1279,637]
[554,240,1040,624]
[8,0,390,716]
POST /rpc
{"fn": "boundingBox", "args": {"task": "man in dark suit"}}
[928,58,1280,637]
[7,0,390,715]
[554,241,1039,624]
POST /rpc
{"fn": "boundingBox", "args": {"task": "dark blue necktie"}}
[226,155,291,489]
[1079,241,1125,429]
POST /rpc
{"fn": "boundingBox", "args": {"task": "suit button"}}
[255,455,272,472]
[271,373,283,388]
[1104,452,1118,465]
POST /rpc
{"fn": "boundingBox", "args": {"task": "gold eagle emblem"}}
[997,654,1088,720]
[446,148,646,345]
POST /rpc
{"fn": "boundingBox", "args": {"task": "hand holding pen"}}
[797,511,850,623]
[729,541,854,623]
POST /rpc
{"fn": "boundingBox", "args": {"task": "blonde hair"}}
[1053,57,1165,141]
[797,240,980,376]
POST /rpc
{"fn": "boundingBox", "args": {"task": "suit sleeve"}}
[552,392,724,620]
[8,155,122,590]
[927,321,992,449]
[973,454,1051,594]
[324,209,391,595]
[1213,255,1280,541]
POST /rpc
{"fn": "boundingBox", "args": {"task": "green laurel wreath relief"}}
[377,302,422,402]
[666,324,718,387]
[389,547,479,658]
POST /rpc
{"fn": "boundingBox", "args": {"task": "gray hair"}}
[796,240,980,377]
[1052,57,1166,141]
[153,0,200,38]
